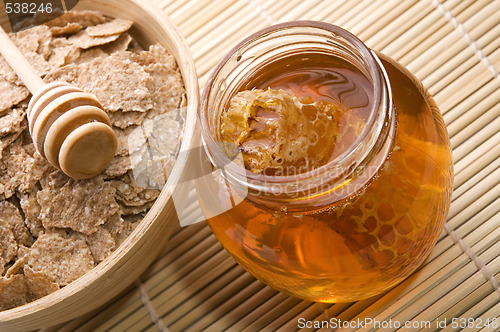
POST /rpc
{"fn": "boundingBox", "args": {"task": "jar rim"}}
[200,20,387,194]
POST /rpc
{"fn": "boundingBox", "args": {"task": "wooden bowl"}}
[0,0,198,330]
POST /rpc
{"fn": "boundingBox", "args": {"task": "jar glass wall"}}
[198,21,453,303]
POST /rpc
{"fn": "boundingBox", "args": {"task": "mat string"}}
[135,280,170,332]
[430,0,500,82]
[444,223,500,295]
[247,0,277,25]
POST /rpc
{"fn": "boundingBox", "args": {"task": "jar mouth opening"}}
[200,21,384,187]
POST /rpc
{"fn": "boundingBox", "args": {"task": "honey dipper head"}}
[27,82,117,179]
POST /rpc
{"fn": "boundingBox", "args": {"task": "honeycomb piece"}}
[221,89,340,174]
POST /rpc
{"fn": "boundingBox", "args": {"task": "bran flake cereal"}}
[46,38,81,68]
[23,52,52,77]
[0,201,33,247]
[17,148,53,193]
[72,227,116,263]
[0,82,29,113]
[68,30,121,50]
[0,107,26,137]
[143,112,183,158]
[19,192,43,237]
[0,129,25,160]
[24,265,60,300]
[104,155,135,178]
[39,169,69,190]
[111,171,160,207]
[0,9,186,311]
[45,55,153,112]
[10,25,53,77]
[27,231,94,286]
[0,224,17,273]
[113,125,147,156]
[102,213,125,239]
[37,175,119,235]
[146,156,176,189]
[0,56,22,85]
[0,275,29,311]
[104,146,148,178]
[50,23,84,37]
[10,25,52,54]
[0,139,51,199]
[136,43,178,69]
[114,220,139,247]
[86,18,134,37]
[114,44,185,113]
[5,255,27,278]
[17,245,30,261]
[107,109,147,128]
[102,33,133,54]
[144,62,185,111]
[120,200,155,216]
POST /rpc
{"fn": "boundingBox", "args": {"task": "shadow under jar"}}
[199,21,453,303]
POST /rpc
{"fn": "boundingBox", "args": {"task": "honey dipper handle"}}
[0,26,46,93]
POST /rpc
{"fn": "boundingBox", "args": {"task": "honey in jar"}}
[198,21,453,303]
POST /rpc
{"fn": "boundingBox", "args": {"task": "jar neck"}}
[200,21,395,211]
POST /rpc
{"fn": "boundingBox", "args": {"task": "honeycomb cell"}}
[378,225,396,246]
[395,215,412,235]
[350,232,378,249]
[335,218,357,235]
[396,237,415,255]
[364,198,375,210]
[363,216,377,232]
[377,202,395,221]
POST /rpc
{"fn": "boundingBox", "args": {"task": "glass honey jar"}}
[198,21,453,303]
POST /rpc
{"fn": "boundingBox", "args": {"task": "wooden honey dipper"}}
[0,26,117,179]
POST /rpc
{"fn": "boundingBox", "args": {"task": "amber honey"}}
[199,22,453,303]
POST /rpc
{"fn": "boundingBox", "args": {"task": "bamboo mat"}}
[43,0,500,331]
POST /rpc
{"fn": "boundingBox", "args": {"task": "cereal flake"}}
[113,125,147,156]
[27,231,94,286]
[45,54,152,113]
[86,18,133,37]
[68,30,121,50]
[0,223,17,273]
[0,201,33,247]
[0,107,26,138]
[72,227,116,263]
[24,265,60,300]
[102,213,124,238]
[0,140,52,199]
[50,22,84,37]
[0,275,29,310]
[111,171,160,207]
[0,81,30,114]
[37,176,119,235]
[19,192,44,237]
[4,255,27,278]
[107,110,146,128]
[114,220,139,247]
[102,33,133,54]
